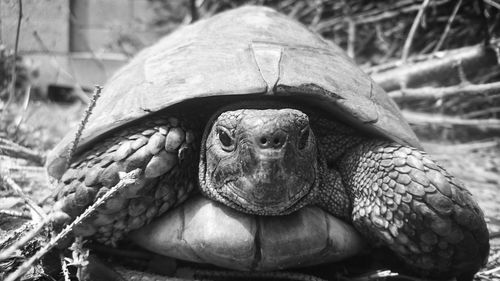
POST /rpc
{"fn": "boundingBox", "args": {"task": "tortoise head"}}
[199,108,319,215]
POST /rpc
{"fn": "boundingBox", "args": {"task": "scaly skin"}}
[53,117,199,245]
[311,116,489,280]
[53,106,489,280]
[338,141,489,280]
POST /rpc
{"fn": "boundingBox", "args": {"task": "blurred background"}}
[1,1,500,279]
[1,0,499,101]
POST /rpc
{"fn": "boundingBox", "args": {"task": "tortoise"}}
[46,6,489,281]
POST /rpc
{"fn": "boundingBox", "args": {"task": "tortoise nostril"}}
[271,132,286,148]
[257,133,286,149]
[272,136,285,147]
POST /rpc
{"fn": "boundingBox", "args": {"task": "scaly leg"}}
[336,140,489,280]
[52,116,199,245]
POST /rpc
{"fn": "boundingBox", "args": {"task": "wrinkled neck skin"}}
[198,102,322,216]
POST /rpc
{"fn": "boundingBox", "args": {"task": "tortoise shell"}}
[46,6,419,179]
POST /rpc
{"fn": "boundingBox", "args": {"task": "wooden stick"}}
[463,106,500,118]
[401,0,431,62]
[1,175,47,221]
[371,41,500,91]
[13,84,31,133]
[388,81,500,100]
[433,0,462,53]
[423,139,500,154]
[0,138,45,165]
[403,111,500,129]
[347,18,356,59]
[484,0,500,9]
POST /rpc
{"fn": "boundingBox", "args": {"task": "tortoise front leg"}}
[52,116,199,245]
[336,140,489,280]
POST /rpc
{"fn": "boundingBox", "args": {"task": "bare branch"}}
[401,0,431,62]
[388,81,500,100]
[371,41,500,91]
[0,138,45,165]
[1,175,47,222]
[403,111,500,129]
[484,0,500,9]
[478,0,492,46]
[423,139,500,154]
[13,84,31,133]
[347,19,356,59]
[433,0,462,53]
[463,107,500,118]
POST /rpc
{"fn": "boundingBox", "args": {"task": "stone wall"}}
[0,0,160,89]
[1,0,69,54]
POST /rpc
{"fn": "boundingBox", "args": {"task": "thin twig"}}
[2,0,22,117]
[371,40,500,91]
[313,0,449,32]
[433,0,462,53]
[403,110,500,129]
[1,175,47,222]
[3,169,141,281]
[401,0,431,62]
[423,139,500,154]
[388,81,500,100]
[0,162,47,175]
[478,0,491,46]
[0,209,31,219]
[67,85,103,168]
[463,106,500,118]
[0,209,31,220]
[13,84,31,134]
[0,221,44,261]
[347,19,356,59]
[479,265,500,275]
[484,0,500,9]
[0,137,45,164]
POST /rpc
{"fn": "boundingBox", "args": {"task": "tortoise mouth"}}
[217,177,315,215]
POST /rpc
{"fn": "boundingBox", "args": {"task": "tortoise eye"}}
[298,127,310,150]
[217,128,234,149]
